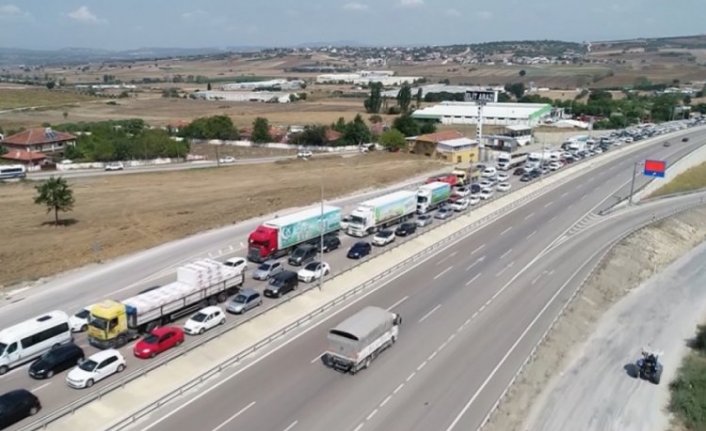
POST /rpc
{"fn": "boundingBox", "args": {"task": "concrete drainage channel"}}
[19,126,704,431]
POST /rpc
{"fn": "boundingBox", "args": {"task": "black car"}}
[513,167,526,176]
[0,389,41,429]
[530,169,542,178]
[264,271,298,298]
[347,241,371,259]
[470,183,481,194]
[682,137,689,142]
[520,174,533,182]
[28,343,84,379]
[317,235,341,253]
[395,222,417,237]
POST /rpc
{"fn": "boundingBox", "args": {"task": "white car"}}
[549,161,563,171]
[219,156,236,164]
[452,187,471,197]
[593,147,603,154]
[297,261,331,283]
[66,349,125,389]
[183,306,226,335]
[481,167,497,178]
[479,179,494,189]
[69,307,92,332]
[297,150,313,159]
[496,182,512,192]
[469,195,481,206]
[104,162,124,171]
[372,229,396,246]
[496,172,509,182]
[223,257,248,274]
[449,198,470,212]
[479,188,495,200]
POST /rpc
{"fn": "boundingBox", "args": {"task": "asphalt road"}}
[525,233,706,431]
[118,130,706,431]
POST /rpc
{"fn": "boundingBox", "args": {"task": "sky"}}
[0,0,705,50]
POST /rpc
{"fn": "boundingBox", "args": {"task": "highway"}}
[116,129,706,431]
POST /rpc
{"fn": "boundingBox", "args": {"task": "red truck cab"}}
[248,225,279,263]
[426,174,459,188]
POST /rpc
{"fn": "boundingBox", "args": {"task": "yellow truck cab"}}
[452,164,479,185]
[88,300,129,349]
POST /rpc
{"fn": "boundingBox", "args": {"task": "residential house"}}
[410,130,479,164]
[1,127,77,165]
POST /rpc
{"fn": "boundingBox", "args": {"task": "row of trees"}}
[364,82,423,114]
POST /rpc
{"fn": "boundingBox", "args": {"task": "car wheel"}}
[176,339,183,346]
[150,352,156,358]
[46,370,54,378]
[199,328,206,335]
[117,364,125,373]
[29,406,39,416]
[81,324,88,332]
[86,379,94,388]
[220,318,226,325]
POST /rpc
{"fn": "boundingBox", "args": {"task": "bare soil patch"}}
[483,206,706,431]
[0,152,444,288]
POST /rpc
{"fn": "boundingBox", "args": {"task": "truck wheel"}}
[208,297,218,306]
[117,334,127,347]
[217,292,228,303]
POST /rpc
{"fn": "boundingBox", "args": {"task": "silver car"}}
[252,260,283,280]
[416,214,433,227]
[226,288,262,314]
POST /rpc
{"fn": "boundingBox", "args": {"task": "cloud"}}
[343,2,369,11]
[476,10,493,20]
[181,9,208,20]
[399,0,424,7]
[67,6,104,24]
[445,8,461,17]
[0,4,32,21]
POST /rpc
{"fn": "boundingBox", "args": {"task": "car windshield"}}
[257,263,272,271]
[79,359,98,372]
[191,312,207,322]
[75,309,90,319]
[0,343,6,356]
[90,316,108,330]
[269,278,283,286]
[292,248,306,257]
[143,334,159,344]
[233,294,248,303]
[304,262,319,271]
[224,260,239,267]
[378,231,392,237]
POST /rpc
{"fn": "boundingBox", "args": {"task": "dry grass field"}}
[0,88,94,111]
[0,152,444,287]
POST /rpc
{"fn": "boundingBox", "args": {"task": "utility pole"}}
[628,161,641,205]
[319,181,325,291]
[215,144,221,168]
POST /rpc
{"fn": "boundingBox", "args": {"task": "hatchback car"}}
[317,235,341,253]
[218,156,236,164]
[395,222,417,237]
[481,167,497,178]
[133,326,184,359]
[496,182,512,192]
[452,187,470,197]
[183,306,226,335]
[264,271,298,298]
[297,261,331,283]
[252,259,283,280]
[513,167,526,176]
[450,198,470,212]
[470,183,482,194]
[372,229,396,246]
[496,172,510,182]
[223,257,248,274]
[104,162,124,171]
[682,137,689,142]
[0,389,41,428]
[347,241,372,259]
[469,195,481,205]
[66,349,126,389]
[479,188,494,200]
[663,141,671,147]
[416,214,433,227]
[29,343,84,379]
[226,288,262,314]
[435,207,453,220]
[69,307,92,332]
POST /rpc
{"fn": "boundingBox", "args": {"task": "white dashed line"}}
[366,409,378,421]
[417,361,427,371]
[419,304,442,323]
[496,261,514,277]
[500,248,512,259]
[472,244,486,254]
[212,401,256,431]
[544,200,553,208]
[380,395,393,407]
[466,256,485,271]
[548,269,555,276]
[283,421,298,431]
[353,423,365,431]
[580,193,587,200]
[434,266,453,280]
[500,226,512,236]
[406,372,416,382]
[437,251,458,265]
[531,274,542,285]
[393,383,405,394]
[466,273,481,286]
[524,212,535,220]
[428,351,438,361]
[560,191,568,197]
[527,230,536,239]
[386,295,409,311]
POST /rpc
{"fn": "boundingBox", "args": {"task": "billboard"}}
[643,159,666,178]
[464,90,498,103]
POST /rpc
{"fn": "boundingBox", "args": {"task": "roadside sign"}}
[643,159,666,178]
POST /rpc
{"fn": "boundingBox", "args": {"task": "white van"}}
[0,311,72,375]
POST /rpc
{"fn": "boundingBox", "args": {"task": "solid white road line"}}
[466,273,482,286]
[386,295,409,311]
[500,249,513,259]
[419,304,442,323]
[434,266,453,280]
[31,382,51,393]
[283,420,298,431]
[466,256,485,271]
[500,226,513,236]
[472,244,486,254]
[212,401,256,431]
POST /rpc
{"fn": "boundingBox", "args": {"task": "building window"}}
[457,155,462,163]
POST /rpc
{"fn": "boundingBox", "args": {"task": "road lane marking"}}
[466,273,481,286]
[548,269,555,276]
[310,353,323,364]
[531,274,542,285]
[495,261,514,277]
[380,395,393,407]
[500,226,512,236]
[527,230,536,239]
[417,361,427,371]
[428,351,438,361]
[386,295,409,311]
[472,244,485,254]
[549,215,557,222]
[434,266,453,280]
[406,372,416,382]
[582,296,597,306]
[212,401,256,431]
[283,421,298,431]
[437,251,457,265]
[524,212,534,220]
[466,256,485,271]
[580,193,587,200]
[393,383,404,394]
[544,201,554,208]
[353,424,364,431]
[31,382,51,392]
[560,191,568,197]
[500,248,513,259]
[419,304,442,323]
[366,409,378,421]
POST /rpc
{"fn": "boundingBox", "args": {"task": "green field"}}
[650,161,706,197]
[0,88,93,110]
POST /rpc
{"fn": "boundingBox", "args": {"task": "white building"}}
[411,101,553,127]
[485,125,534,150]
[315,70,420,86]
[221,79,305,91]
[193,91,293,103]
[382,84,504,98]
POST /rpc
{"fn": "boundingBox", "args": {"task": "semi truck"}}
[417,181,451,214]
[87,259,244,349]
[321,306,402,374]
[247,205,342,263]
[347,190,416,237]
[425,174,460,188]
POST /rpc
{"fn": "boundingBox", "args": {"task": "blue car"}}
[347,241,372,259]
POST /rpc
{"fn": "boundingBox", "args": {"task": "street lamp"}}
[628,161,644,205]
[319,181,325,291]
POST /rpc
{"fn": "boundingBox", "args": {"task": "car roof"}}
[151,326,179,336]
[238,287,259,296]
[262,259,279,265]
[88,349,121,361]
[196,306,222,314]
[226,257,244,263]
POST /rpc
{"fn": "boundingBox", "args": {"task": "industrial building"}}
[382,84,504,99]
[316,70,421,86]
[192,91,294,103]
[411,101,553,127]
[221,79,305,91]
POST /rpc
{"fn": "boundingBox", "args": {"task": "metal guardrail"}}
[476,197,706,431]
[19,125,699,431]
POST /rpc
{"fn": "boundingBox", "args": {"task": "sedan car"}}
[297,261,331,283]
[496,172,510,182]
[218,156,236,164]
[29,343,84,379]
[435,207,453,220]
[520,174,533,182]
[481,167,497,178]
[682,137,689,142]
[0,390,41,429]
[297,150,313,159]
[133,326,184,359]
[513,167,526,176]
[452,187,471,197]
[496,182,512,192]
[372,229,396,246]
[317,235,341,253]
[549,161,563,171]
[183,306,226,335]
[66,349,126,389]
[68,307,92,332]
[252,259,283,281]
[226,288,262,314]
[223,257,248,274]
[663,141,671,147]
[469,195,481,206]
[479,188,494,200]
[479,179,494,189]
[104,162,124,171]
[449,198,470,212]
[416,214,433,227]
[395,222,417,237]
[347,241,372,259]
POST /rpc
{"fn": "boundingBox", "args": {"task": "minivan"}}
[288,244,318,266]
[0,389,41,428]
[264,271,298,298]
[317,235,341,253]
[28,343,84,379]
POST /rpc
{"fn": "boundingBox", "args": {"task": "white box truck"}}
[321,306,402,374]
[417,182,451,214]
[347,190,417,237]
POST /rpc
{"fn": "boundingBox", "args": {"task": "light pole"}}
[628,161,643,205]
[318,180,325,291]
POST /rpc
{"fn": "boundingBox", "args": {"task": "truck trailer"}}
[347,190,416,237]
[417,181,451,214]
[247,205,342,262]
[321,306,402,374]
[425,174,460,188]
[87,259,244,349]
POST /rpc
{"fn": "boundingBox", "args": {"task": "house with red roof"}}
[1,127,77,165]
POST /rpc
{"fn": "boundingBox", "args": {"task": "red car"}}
[133,326,184,359]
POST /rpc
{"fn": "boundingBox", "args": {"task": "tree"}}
[504,82,525,99]
[342,114,372,146]
[46,81,56,90]
[207,82,212,91]
[419,121,437,134]
[34,176,75,225]
[392,115,420,137]
[397,83,412,113]
[251,117,271,143]
[333,117,347,133]
[379,129,406,151]
[364,82,383,113]
[415,88,423,109]
[519,70,527,77]
[368,114,383,124]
